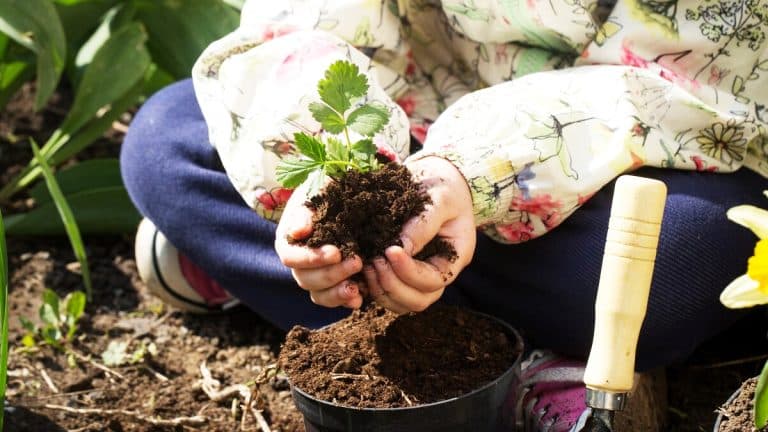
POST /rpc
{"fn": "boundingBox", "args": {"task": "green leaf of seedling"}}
[326,137,349,162]
[347,102,390,137]
[305,169,327,197]
[755,360,768,428]
[293,133,326,162]
[351,139,377,159]
[41,325,62,346]
[309,102,346,134]
[41,289,61,325]
[64,291,86,340]
[317,60,368,114]
[276,158,323,189]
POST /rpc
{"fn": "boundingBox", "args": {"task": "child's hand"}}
[274,183,364,309]
[364,156,476,314]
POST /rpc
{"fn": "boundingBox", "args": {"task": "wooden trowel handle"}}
[583,175,667,394]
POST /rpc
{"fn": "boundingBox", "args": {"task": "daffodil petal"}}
[720,274,768,308]
[726,205,768,239]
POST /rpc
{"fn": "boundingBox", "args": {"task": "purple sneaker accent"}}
[517,351,589,432]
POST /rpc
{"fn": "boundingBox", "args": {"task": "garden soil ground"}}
[2,83,768,431]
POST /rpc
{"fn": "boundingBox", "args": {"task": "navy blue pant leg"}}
[122,79,768,370]
[121,79,349,329]
[451,167,767,370]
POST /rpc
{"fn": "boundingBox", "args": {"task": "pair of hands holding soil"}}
[275,156,476,314]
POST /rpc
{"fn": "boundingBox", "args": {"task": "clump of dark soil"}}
[297,163,456,262]
[716,376,768,432]
[278,303,519,408]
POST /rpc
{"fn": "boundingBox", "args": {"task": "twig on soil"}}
[20,388,97,401]
[67,348,125,380]
[138,364,170,382]
[35,404,207,427]
[38,367,59,393]
[199,361,250,402]
[330,373,370,380]
[241,391,272,432]
[401,391,413,407]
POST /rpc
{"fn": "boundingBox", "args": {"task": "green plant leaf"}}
[326,137,349,162]
[21,334,36,348]
[31,141,92,300]
[275,157,323,189]
[40,302,59,327]
[221,0,245,10]
[0,71,144,202]
[41,325,62,346]
[5,185,141,236]
[347,102,390,137]
[317,60,368,114]
[0,210,8,427]
[0,36,35,110]
[134,0,239,78]
[29,159,124,205]
[0,0,67,110]
[70,2,135,85]
[60,22,150,133]
[755,361,768,428]
[65,291,86,340]
[101,340,128,366]
[304,169,327,197]
[294,132,327,162]
[309,102,346,134]
[19,317,35,333]
[351,138,376,157]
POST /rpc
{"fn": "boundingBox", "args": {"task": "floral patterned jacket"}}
[192,0,768,244]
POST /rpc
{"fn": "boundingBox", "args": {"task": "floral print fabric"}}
[192,0,768,244]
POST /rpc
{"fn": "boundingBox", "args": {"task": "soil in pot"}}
[278,303,520,408]
[716,377,768,432]
[295,163,456,262]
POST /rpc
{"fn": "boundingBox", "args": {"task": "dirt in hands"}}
[295,163,457,262]
[278,303,519,408]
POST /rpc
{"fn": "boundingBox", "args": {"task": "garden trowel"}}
[574,175,667,432]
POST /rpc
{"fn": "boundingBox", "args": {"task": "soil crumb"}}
[296,163,456,262]
[279,303,519,408]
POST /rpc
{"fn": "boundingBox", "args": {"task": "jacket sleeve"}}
[410,0,768,244]
[191,0,412,221]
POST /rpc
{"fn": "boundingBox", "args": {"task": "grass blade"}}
[30,141,92,301]
[0,210,8,432]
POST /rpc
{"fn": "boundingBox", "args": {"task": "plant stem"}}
[325,160,362,172]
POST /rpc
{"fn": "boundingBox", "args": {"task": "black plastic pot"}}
[289,311,524,432]
[713,384,745,431]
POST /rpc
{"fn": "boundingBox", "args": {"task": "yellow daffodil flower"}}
[720,192,768,309]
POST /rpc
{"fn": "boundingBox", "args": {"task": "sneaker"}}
[516,351,666,432]
[135,218,239,313]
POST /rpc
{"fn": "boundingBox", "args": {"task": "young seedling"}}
[20,288,86,350]
[276,60,390,195]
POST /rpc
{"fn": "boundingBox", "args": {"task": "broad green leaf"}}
[0,209,8,427]
[134,0,239,78]
[326,137,349,162]
[0,80,143,201]
[141,63,175,98]
[101,340,128,366]
[29,159,124,205]
[71,2,136,85]
[347,102,389,137]
[276,158,323,189]
[309,102,346,134]
[0,0,66,110]
[31,141,93,301]
[305,169,327,197]
[55,0,120,83]
[5,186,141,236]
[293,132,326,162]
[41,325,62,345]
[317,61,368,114]
[60,22,150,134]
[756,361,768,428]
